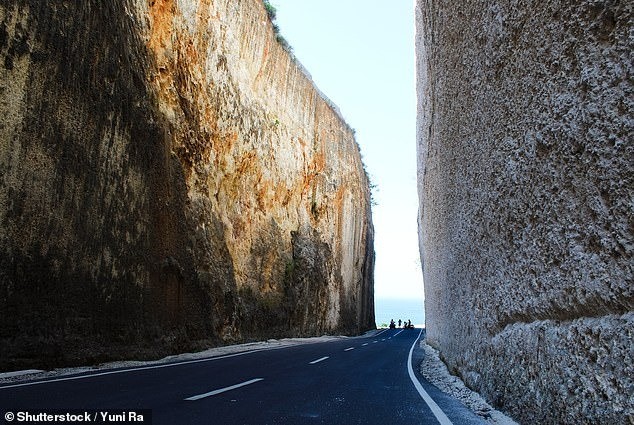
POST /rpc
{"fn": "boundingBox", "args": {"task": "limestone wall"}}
[0,0,374,369]
[416,0,632,423]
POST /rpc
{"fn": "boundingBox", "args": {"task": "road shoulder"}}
[419,340,518,425]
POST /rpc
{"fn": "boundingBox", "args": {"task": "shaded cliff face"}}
[0,0,374,369]
[416,0,632,423]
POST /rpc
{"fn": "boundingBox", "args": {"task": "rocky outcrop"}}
[416,0,632,423]
[0,0,374,370]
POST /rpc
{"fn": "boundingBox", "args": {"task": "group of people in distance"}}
[389,318,414,329]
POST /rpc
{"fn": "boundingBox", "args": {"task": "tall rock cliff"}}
[416,1,632,423]
[0,0,374,369]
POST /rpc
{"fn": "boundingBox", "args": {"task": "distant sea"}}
[374,297,425,328]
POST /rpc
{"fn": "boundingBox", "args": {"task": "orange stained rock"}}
[147,0,176,65]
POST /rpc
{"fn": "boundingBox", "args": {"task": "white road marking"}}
[394,329,404,337]
[407,329,453,425]
[362,343,368,346]
[0,347,286,390]
[381,338,386,341]
[185,378,263,401]
[344,347,355,352]
[374,329,389,337]
[309,356,329,365]
[372,341,378,343]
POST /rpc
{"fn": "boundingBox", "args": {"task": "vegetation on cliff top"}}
[263,1,292,52]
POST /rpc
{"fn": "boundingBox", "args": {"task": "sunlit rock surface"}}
[0,0,374,369]
[416,0,632,423]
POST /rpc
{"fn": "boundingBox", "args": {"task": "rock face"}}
[416,1,632,423]
[0,0,374,369]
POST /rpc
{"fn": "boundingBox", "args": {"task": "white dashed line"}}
[0,348,283,390]
[185,378,264,401]
[344,347,355,352]
[362,343,368,346]
[309,356,329,365]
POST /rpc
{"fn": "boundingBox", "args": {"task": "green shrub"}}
[263,1,277,21]
[262,1,293,53]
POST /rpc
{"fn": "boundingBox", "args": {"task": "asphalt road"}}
[0,328,485,425]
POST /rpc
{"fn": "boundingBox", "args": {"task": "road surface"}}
[0,328,484,424]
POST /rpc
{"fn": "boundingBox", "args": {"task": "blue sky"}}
[270,1,423,303]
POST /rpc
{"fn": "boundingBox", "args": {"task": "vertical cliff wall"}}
[416,1,632,423]
[0,0,374,369]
